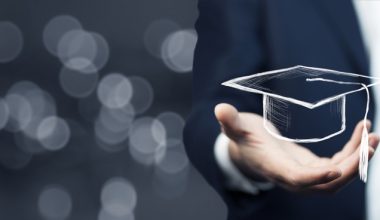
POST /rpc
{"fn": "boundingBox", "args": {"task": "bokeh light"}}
[129,76,154,115]
[20,89,57,139]
[43,15,82,56]
[14,132,46,154]
[38,185,72,220]
[161,29,197,73]
[0,98,10,130]
[6,81,57,137]
[4,81,58,154]
[98,105,135,133]
[156,111,185,139]
[97,73,133,109]
[101,177,137,217]
[0,1,223,219]
[96,140,126,153]
[7,80,41,96]
[57,29,98,72]
[59,66,99,98]
[98,208,135,220]
[43,15,109,74]
[4,81,60,153]
[90,32,110,72]
[155,139,189,175]
[4,93,33,132]
[153,139,190,199]
[128,117,166,165]
[0,143,32,170]
[144,19,180,58]
[94,118,129,146]
[37,116,71,151]
[0,21,23,63]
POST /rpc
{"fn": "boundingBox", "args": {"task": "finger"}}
[274,163,342,189]
[311,147,374,193]
[332,120,371,164]
[214,103,247,140]
[311,135,379,193]
[369,133,380,151]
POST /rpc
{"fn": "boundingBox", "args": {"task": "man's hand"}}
[215,103,380,193]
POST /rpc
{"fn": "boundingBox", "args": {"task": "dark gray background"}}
[0,0,227,219]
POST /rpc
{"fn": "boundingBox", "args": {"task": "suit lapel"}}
[312,0,369,75]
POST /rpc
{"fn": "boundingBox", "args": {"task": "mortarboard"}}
[222,65,380,182]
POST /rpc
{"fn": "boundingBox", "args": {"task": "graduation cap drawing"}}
[222,65,380,182]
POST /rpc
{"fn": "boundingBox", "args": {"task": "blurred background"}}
[0,0,227,219]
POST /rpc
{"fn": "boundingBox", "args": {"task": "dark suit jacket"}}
[183,0,375,219]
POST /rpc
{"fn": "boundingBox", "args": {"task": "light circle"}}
[98,105,135,133]
[38,186,72,220]
[37,116,71,151]
[43,15,82,56]
[0,99,10,130]
[129,117,166,165]
[90,32,110,72]
[0,21,23,62]
[97,73,133,109]
[161,29,197,73]
[144,19,180,58]
[156,111,185,139]
[98,208,135,220]
[129,76,153,114]
[94,119,130,145]
[59,66,99,98]
[5,94,33,132]
[57,29,97,72]
[156,140,189,175]
[101,177,137,217]
[129,117,166,155]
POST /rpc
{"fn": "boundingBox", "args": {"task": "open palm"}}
[215,103,379,193]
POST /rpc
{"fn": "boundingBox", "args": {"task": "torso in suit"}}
[183,0,374,219]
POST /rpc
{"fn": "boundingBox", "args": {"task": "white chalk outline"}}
[222,65,380,182]
[222,65,380,109]
[263,94,346,143]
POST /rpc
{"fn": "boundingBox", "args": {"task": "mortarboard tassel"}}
[359,84,370,182]
[306,78,370,182]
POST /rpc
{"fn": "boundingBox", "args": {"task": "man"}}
[184,0,380,219]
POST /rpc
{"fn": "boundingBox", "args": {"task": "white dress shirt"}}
[214,1,380,219]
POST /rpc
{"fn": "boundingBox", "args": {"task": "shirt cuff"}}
[214,133,274,194]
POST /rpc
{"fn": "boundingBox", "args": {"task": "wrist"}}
[228,141,268,182]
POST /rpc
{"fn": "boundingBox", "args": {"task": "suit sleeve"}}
[183,0,271,217]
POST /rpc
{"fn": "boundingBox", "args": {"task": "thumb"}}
[215,103,247,141]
